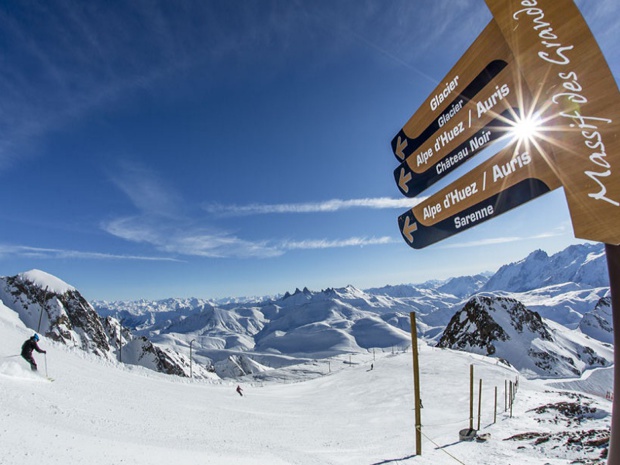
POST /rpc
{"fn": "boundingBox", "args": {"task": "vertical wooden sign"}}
[486,0,620,245]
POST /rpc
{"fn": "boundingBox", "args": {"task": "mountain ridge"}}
[2,242,611,381]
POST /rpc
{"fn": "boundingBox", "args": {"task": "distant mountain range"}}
[1,242,612,381]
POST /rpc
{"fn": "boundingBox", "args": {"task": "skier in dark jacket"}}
[21,334,46,371]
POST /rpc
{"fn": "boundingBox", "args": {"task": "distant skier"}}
[236,385,243,397]
[21,333,46,371]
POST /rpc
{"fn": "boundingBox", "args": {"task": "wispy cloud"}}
[204,197,418,216]
[108,161,182,218]
[281,236,396,250]
[103,216,281,259]
[103,165,285,259]
[440,237,522,249]
[103,167,410,258]
[439,231,565,249]
[0,244,181,262]
[102,216,396,259]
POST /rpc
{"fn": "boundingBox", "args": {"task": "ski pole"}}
[44,353,48,378]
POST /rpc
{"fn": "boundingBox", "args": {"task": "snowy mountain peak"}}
[527,249,549,261]
[279,285,368,306]
[437,295,612,378]
[436,274,489,298]
[321,284,365,300]
[282,287,311,298]
[281,287,314,305]
[0,271,110,357]
[482,242,607,293]
[18,269,75,295]
[437,296,551,357]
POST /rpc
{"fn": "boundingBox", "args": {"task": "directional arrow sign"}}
[390,20,513,162]
[398,140,562,249]
[486,0,620,245]
[394,62,532,198]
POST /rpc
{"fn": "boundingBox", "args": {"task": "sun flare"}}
[508,112,543,145]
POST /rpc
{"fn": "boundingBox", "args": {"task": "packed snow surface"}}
[0,301,612,464]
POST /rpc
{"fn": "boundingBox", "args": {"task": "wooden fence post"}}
[469,365,474,430]
[477,378,483,430]
[410,312,422,455]
[494,386,497,424]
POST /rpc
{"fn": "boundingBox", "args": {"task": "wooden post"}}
[494,386,497,424]
[509,381,513,418]
[469,365,474,430]
[410,312,422,455]
[189,339,193,378]
[477,378,482,430]
[504,380,508,412]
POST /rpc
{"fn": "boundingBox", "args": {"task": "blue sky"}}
[1,0,618,300]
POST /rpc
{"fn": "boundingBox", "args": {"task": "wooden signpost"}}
[394,62,533,198]
[393,0,619,459]
[391,20,514,163]
[398,139,562,248]
[393,1,619,247]
[482,3,620,461]
[485,0,620,245]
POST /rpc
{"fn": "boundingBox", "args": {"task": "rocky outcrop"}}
[437,296,551,356]
[579,297,613,344]
[436,295,610,379]
[0,272,111,357]
[0,270,205,378]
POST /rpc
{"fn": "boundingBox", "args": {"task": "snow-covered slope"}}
[146,287,414,378]
[487,283,610,329]
[0,299,612,465]
[254,297,410,357]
